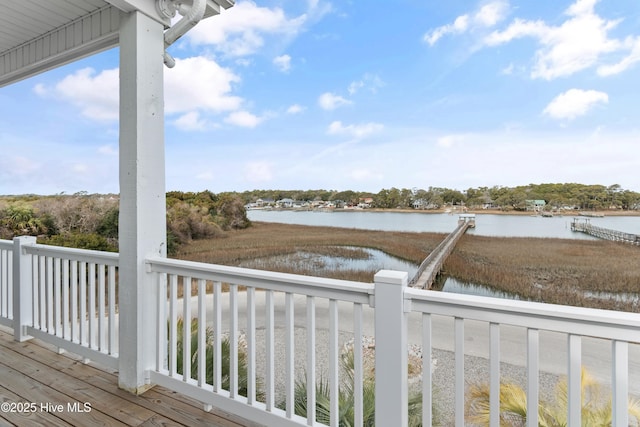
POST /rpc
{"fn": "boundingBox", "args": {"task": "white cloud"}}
[187,1,307,57]
[475,1,509,27]
[349,168,383,182]
[348,73,385,95]
[244,161,273,183]
[73,164,88,173]
[318,92,352,110]
[597,36,640,76]
[484,0,623,80]
[225,110,263,128]
[501,63,514,75]
[54,67,119,121]
[424,15,469,46]
[32,83,48,97]
[165,57,243,114]
[2,155,41,176]
[424,0,508,46]
[39,56,243,123]
[173,111,209,131]
[98,144,118,155]
[286,104,305,114]
[543,89,608,120]
[196,171,215,181]
[327,121,384,139]
[437,134,467,148]
[273,54,292,72]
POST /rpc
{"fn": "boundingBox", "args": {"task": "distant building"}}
[358,197,374,208]
[526,199,546,212]
[276,198,294,208]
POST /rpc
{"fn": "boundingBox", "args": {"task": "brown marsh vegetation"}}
[176,222,442,283]
[445,235,640,312]
[176,222,640,312]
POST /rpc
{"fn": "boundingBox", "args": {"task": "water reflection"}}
[239,246,418,280]
[248,210,639,240]
[439,278,640,304]
[438,277,525,299]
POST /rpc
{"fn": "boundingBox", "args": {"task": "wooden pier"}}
[571,218,640,245]
[410,214,475,289]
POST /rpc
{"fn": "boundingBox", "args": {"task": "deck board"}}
[0,327,256,427]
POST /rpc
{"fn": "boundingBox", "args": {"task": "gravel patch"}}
[242,327,635,426]
[247,326,562,425]
[432,348,560,426]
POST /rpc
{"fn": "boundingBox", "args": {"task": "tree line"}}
[239,183,640,211]
[1,183,638,253]
[0,191,250,254]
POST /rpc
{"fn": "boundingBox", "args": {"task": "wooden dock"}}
[571,218,640,245]
[410,214,475,289]
[0,326,255,427]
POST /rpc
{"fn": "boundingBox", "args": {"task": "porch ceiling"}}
[0,0,174,88]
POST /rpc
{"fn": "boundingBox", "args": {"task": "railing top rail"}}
[23,243,119,265]
[406,288,640,342]
[146,256,374,304]
[0,239,13,250]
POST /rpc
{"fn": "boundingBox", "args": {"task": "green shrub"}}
[41,233,117,252]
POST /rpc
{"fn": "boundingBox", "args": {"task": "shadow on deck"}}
[0,326,258,427]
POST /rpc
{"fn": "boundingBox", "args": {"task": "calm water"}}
[239,247,418,278]
[248,209,639,239]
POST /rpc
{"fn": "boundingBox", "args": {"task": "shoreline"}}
[250,207,640,217]
[346,208,640,217]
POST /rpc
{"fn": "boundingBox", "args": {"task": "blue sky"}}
[1,0,639,195]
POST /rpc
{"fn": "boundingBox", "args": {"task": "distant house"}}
[276,198,294,208]
[526,199,546,212]
[358,197,374,208]
[255,198,275,207]
[480,196,495,209]
[412,199,438,210]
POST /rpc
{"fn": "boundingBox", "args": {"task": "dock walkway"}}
[410,214,475,289]
[571,218,640,245]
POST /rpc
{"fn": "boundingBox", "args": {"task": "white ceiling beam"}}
[0,5,121,88]
[104,0,170,26]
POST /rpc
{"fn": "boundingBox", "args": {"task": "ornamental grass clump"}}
[285,337,437,426]
[465,367,640,426]
[172,317,262,399]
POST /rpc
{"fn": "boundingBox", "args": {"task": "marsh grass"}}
[445,235,640,311]
[175,222,639,311]
[176,222,441,283]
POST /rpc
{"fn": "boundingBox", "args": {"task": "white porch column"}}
[374,270,409,426]
[118,10,167,394]
[12,236,37,342]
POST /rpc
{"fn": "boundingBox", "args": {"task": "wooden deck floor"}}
[0,326,258,427]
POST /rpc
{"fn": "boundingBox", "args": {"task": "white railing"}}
[0,239,13,327]
[407,288,640,427]
[2,236,640,426]
[146,255,376,427]
[2,237,119,369]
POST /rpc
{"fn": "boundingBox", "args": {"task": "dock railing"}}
[1,236,640,426]
[410,219,471,288]
[571,218,640,245]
